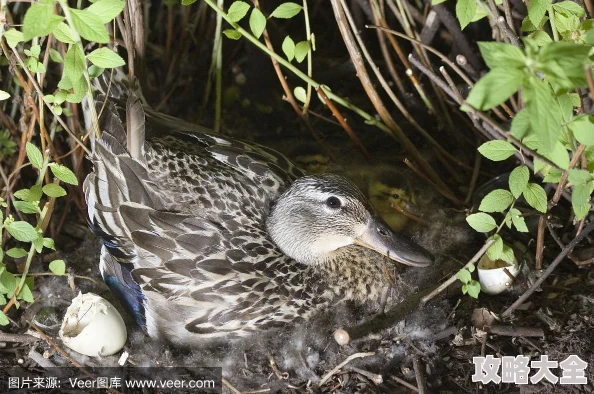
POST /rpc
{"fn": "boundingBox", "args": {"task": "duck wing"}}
[84,92,312,344]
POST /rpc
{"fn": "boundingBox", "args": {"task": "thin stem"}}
[201,0,392,136]
[302,0,313,114]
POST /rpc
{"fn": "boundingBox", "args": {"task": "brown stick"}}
[501,221,594,318]
[330,0,452,195]
[487,325,545,337]
[316,87,371,162]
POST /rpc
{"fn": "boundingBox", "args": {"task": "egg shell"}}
[59,292,127,357]
[477,254,520,295]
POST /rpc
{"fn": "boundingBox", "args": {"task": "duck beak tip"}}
[356,216,434,268]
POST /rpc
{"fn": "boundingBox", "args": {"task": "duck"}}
[82,78,434,346]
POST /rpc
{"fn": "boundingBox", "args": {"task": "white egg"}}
[477,254,520,295]
[59,292,127,357]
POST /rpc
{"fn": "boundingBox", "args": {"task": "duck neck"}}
[305,246,389,303]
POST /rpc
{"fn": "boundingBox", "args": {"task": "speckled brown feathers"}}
[83,82,433,346]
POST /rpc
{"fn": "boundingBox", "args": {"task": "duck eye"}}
[326,196,342,209]
[391,193,401,199]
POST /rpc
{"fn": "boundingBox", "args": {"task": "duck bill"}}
[354,216,434,267]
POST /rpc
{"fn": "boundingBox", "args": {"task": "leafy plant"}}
[0,0,127,324]
[457,265,481,298]
[0,143,76,325]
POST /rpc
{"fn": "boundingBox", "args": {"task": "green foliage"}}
[270,3,302,19]
[458,0,594,246]
[49,260,66,275]
[457,265,481,298]
[0,0,124,325]
[282,36,296,62]
[477,141,517,161]
[249,8,266,39]
[228,1,250,22]
[466,212,497,232]
[455,0,476,30]
[87,48,125,68]
[220,1,312,65]
[479,189,514,213]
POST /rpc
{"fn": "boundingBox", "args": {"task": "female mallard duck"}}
[83,87,434,346]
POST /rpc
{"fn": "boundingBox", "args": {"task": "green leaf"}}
[87,47,125,68]
[466,68,523,111]
[509,165,529,198]
[500,244,515,264]
[49,259,66,275]
[466,280,481,298]
[538,42,591,91]
[527,31,553,46]
[456,269,471,284]
[26,57,46,74]
[13,201,39,214]
[70,8,110,43]
[293,86,306,103]
[43,237,55,250]
[553,1,585,17]
[543,142,569,170]
[509,208,529,232]
[223,29,242,40]
[522,134,542,150]
[282,36,295,61]
[524,79,562,153]
[456,0,477,30]
[51,22,77,44]
[569,115,594,146]
[249,8,266,39]
[573,186,591,219]
[270,2,303,19]
[17,284,33,303]
[568,169,592,186]
[63,45,86,86]
[65,74,88,103]
[294,40,310,63]
[528,0,551,26]
[227,1,251,22]
[4,29,24,48]
[477,140,517,161]
[6,248,27,258]
[479,189,514,213]
[523,183,548,213]
[6,221,38,242]
[543,168,563,183]
[486,234,503,261]
[0,270,16,296]
[477,42,525,69]
[49,163,78,185]
[0,310,9,326]
[49,48,63,63]
[42,184,67,198]
[14,186,41,202]
[87,0,126,23]
[22,2,63,41]
[466,212,497,233]
[25,142,43,169]
[88,65,105,79]
[29,44,41,58]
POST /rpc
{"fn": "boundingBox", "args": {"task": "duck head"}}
[266,174,434,267]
